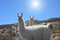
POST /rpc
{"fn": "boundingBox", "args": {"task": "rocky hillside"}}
[0,18,60,28]
[0,17,60,40]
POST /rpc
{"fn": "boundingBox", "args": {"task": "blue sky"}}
[0,0,60,25]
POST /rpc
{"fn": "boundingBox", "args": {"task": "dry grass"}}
[51,30,60,40]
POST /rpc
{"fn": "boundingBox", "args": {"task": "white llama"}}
[18,13,52,40]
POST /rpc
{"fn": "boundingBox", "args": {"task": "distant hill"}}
[0,18,60,28]
[47,18,60,22]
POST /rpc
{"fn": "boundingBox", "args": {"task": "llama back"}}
[25,25,51,40]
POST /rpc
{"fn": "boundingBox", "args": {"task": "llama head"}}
[30,16,34,20]
[17,13,23,18]
[47,23,53,30]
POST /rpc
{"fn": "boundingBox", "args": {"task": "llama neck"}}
[29,19,34,26]
[18,17,25,34]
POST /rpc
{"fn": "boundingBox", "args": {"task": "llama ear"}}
[17,13,19,17]
[17,13,23,18]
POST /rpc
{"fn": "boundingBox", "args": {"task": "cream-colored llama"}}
[18,13,52,40]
